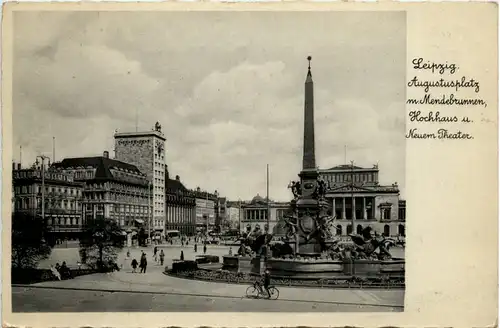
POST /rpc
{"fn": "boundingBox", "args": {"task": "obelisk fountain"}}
[288,56,331,257]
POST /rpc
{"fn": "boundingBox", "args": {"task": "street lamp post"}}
[350,160,355,235]
[238,199,241,235]
[205,191,209,239]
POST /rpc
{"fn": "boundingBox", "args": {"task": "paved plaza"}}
[13,244,404,312]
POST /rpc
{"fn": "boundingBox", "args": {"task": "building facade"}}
[114,122,167,237]
[320,164,406,237]
[164,170,197,236]
[51,152,150,244]
[216,197,227,232]
[240,195,289,236]
[193,188,218,233]
[12,162,84,243]
[226,201,243,231]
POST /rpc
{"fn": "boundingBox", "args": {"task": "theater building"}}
[319,164,406,237]
[51,152,150,244]
[12,162,85,243]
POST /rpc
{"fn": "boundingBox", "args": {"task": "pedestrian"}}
[229,247,233,256]
[180,250,184,261]
[126,249,131,259]
[50,265,61,280]
[154,246,158,257]
[159,250,165,266]
[131,258,138,273]
[140,251,147,273]
[194,244,198,253]
[203,244,207,255]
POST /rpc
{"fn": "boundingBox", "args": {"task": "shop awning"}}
[134,219,144,224]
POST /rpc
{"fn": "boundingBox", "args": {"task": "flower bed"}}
[166,268,405,289]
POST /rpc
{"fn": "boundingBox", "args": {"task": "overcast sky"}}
[13,11,406,201]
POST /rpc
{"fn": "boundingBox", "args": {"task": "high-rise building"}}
[114,122,167,237]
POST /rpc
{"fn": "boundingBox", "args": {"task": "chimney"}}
[175,175,180,181]
[17,163,21,170]
[103,151,109,159]
[12,162,16,170]
[165,165,169,180]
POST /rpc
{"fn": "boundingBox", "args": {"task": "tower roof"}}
[306,55,313,83]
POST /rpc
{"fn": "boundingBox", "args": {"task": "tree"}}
[79,218,124,271]
[11,212,52,269]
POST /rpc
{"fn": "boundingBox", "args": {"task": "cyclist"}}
[261,269,271,298]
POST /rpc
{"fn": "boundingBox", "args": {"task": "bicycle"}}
[246,281,279,300]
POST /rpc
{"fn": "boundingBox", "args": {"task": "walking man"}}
[159,250,165,266]
[140,251,147,273]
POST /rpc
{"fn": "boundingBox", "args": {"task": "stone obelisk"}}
[296,56,322,256]
[302,56,316,171]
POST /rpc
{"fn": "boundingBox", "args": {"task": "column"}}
[362,197,367,220]
[342,198,346,219]
[332,198,336,217]
[352,197,356,220]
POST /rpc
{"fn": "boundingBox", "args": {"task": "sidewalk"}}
[17,267,404,308]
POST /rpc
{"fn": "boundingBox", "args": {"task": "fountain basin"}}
[223,255,405,278]
[266,258,345,278]
[222,256,263,274]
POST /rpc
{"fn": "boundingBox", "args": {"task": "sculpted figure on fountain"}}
[349,226,393,260]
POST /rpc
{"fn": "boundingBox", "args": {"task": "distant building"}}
[164,168,196,236]
[114,123,167,237]
[192,188,218,233]
[240,194,289,236]
[226,201,243,231]
[51,151,150,244]
[12,162,84,243]
[319,164,406,237]
[216,197,227,232]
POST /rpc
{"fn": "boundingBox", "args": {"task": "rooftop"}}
[51,156,146,184]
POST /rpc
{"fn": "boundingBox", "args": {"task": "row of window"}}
[47,217,81,226]
[154,178,165,185]
[72,170,95,180]
[333,224,405,237]
[14,198,81,211]
[154,169,165,177]
[84,193,148,204]
[88,182,148,195]
[14,185,82,197]
[321,173,377,184]
[154,161,166,170]
[154,185,165,193]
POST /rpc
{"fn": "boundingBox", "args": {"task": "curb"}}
[11,284,403,309]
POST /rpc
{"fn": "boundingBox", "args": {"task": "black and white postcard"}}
[2,2,498,328]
